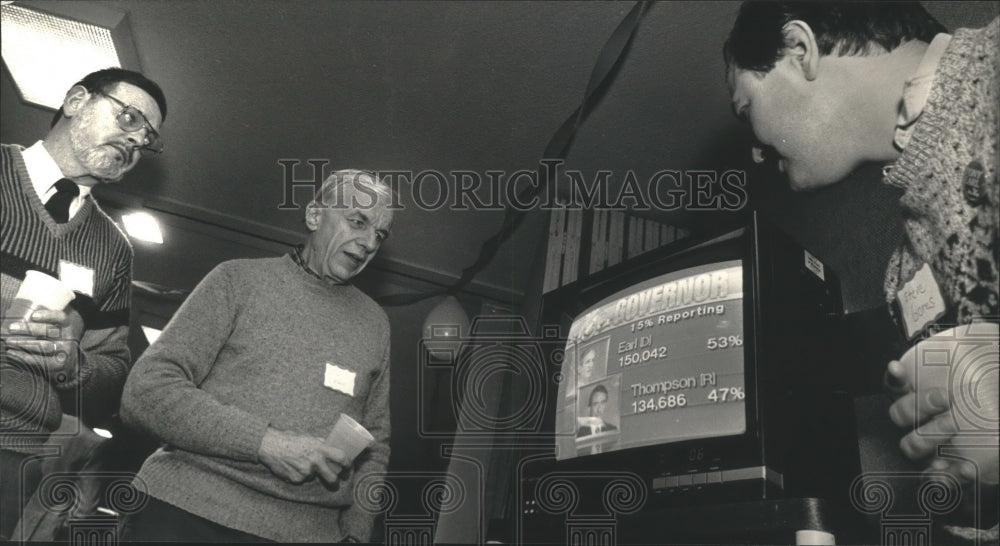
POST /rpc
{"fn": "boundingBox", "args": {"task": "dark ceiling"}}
[2,1,997,306]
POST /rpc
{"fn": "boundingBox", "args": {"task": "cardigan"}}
[884,19,999,329]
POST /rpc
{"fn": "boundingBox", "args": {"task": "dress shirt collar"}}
[22,140,92,217]
[894,33,952,150]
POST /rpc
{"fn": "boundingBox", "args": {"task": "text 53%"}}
[706,335,742,350]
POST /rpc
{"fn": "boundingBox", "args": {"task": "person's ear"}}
[781,20,820,81]
[61,85,91,119]
[304,203,322,232]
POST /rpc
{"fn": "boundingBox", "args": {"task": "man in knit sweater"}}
[119,170,393,543]
[725,1,998,538]
[1,68,167,540]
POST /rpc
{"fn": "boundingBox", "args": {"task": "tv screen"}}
[555,260,746,460]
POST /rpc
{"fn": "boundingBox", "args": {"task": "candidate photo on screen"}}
[576,379,620,438]
[575,376,621,456]
[575,337,610,388]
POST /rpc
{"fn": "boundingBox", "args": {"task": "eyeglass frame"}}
[95,91,164,155]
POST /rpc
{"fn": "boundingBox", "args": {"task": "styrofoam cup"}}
[5,271,75,322]
[327,413,375,462]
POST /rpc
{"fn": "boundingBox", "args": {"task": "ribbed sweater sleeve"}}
[56,324,131,424]
[341,339,391,541]
[121,263,269,461]
[58,250,133,423]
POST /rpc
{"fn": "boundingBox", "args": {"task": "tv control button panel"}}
[652,466,781,492]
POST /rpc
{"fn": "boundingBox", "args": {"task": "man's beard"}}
[74,146,126,182]
[69,110,129,182]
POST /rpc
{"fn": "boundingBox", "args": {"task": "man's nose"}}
[358,231,379,252]
[125,127,150,147]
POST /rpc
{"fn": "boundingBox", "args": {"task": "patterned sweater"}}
[121,256,391,542]
[884,19,999,328]
[882,19,999,542]
[0,143,133,444]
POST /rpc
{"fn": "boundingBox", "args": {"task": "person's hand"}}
[258,427,350,486]
[886,323,999,485]
[888,381,960,458]
[3,308,84,384]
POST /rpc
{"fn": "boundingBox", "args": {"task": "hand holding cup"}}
[2,271,81,382]
[3,271,76,336]
[326,413,374,463]
[887,322,999,484]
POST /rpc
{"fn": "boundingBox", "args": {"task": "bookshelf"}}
[541,206,690,293]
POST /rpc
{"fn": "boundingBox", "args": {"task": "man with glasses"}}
[1,68,167,540]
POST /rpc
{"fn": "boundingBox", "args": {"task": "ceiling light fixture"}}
[1,1,142,109]
[122,211,164,244]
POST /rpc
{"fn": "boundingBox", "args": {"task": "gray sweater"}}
[121,255,391,542]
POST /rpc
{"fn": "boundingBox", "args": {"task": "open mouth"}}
[108,143,129,163]
[343,252,364,267]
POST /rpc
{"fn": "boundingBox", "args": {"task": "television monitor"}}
[523,213,859,534]
[555,259,747,461]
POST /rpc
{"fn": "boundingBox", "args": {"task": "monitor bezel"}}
[540,223,766,476]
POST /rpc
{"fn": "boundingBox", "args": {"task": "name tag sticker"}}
[324,363,356,396]
[59,260,94,297]
[896,263,946,339]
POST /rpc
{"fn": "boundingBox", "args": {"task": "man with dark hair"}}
[1,67,167,540]
[724,2,950,188]
[49,68,167,129]
[119,171,393,543]
[725,1,997,539]
[577,385,617,437]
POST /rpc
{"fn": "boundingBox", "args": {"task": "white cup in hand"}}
[893,323,999,484]
[326,413,374,462]
[895,323,998,433]
[4,271,76,333]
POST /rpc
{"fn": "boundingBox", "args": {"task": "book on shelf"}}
[543,206,689,293]
[561,207,582,286]
[542,207,566,293]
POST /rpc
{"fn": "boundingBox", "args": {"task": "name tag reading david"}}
[324,363,356,396]
[896,263,946,340]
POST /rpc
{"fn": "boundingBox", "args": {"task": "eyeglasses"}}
[97,91,163,155]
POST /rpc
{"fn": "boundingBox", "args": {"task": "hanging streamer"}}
[377,1,651,307]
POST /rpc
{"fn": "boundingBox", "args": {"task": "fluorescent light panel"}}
[1,2,141,109]
[122,211,163,244]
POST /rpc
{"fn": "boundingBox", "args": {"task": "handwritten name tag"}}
[324,363,356,396]
[896,263,945,340]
